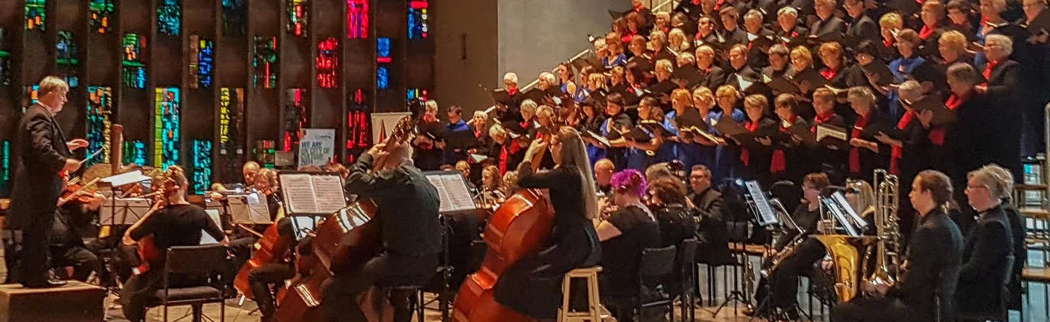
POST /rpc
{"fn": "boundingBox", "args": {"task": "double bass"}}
[452,187,556,322]
[274,116,415,322]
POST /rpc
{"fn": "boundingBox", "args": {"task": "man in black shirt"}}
[323,140,442,322]
[119,166,227,322]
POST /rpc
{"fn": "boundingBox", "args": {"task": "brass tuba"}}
[813,190,876,303]
[866,169,902,293]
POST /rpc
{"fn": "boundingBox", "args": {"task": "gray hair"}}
[968,163,1014,200]
[777,6,798,17]
[847,86,876,106]
[539,72,557,85]
[898,80,923,101]
[503,72,519,84]
[947,63,980,85]
[985,34,1014,56]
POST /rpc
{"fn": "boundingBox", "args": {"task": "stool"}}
[558,266,606,322]
[380,285,425,322]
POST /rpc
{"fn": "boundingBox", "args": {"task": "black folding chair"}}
[148,244,229,322]
[673,239,698,322]
[636,245,678,321]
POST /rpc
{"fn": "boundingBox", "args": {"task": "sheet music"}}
[816,124,847,141]
[312,176,347,214]
[281,174,319,214]
[823,197,861,237]
[280,173,347,215]
[426,172,477,213]
[100,198,152,225]
[200,209,222,244]
[100,170,151,186]
[745,181,778,226]
[229,193,272,224]
[832,192,869,233]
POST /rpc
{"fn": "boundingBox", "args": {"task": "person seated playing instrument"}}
[248,216,297,322]
[119,166,228,322]
[492,127,602,321]
[323,139,442,322]
[749,172,831,319]
[832,170,964,322]
[49,194,105,282]
[596,169,662,322]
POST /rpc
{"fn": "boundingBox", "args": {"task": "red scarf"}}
[890,110,915,174]
[919,24,937,40]
[499,143,522,174]
[820,66,839,80]
[740,120,762,166]
[771,116,794,173]
[982,60,999,81]
[945,91,971,111]
[812,111,835,132]
[508,87,519,96]
[883,38,895,48]
[849,113,871,174]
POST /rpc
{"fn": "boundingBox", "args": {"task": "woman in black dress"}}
[493,127,602,320]
[595,169,662,322]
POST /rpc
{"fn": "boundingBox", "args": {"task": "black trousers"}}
[248,262,295,319]
[50,245,100,281]
[18,211,56,284]
[769,238,826,308]
[831,296,908,322]
[322,252,438,322]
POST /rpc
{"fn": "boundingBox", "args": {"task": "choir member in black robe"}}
[843,0,881,49]
[809,88,849,182]
[975,34,1023,180]
[719,6,750,47]
[739,95,779,186]
[845,86,891,180]
[775,7,810,47]
[695,45,728,89]
[945,0,979,41]
[917,1,949,57]
[809,0,846,44]
[772,94,812,183]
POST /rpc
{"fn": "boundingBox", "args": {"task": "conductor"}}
[9,76,89,288]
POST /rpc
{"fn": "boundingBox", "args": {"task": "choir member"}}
[711,85,747,182]
[935,31,976,69]
[918,1,948,57]
[955,164,1015,320]
[776,7,809,47]
[596,170,661,322]
[695,45,728,89]
[772,93,811,183]
[726,44,762,89]
[816,42,849,87]
[886,30,927,119]
[976,34,1024,179]
[878,13,905,62]
[788,46,822,108]
[743,9,775,67]
[444,105,473,164]
[601,93,634,169]
[809,0,846,43]
[945,0,978,41]
[557,62,576,94]
[605,32,629,68]
[843,0,880,49]
[739,95,778,186]
[580,98,608,165]
[691,87,720,167]
[810,88,848,181]
[720,6,750,46]
[831,170,964,322]
[649,30,676,64]
[666,89,703,168]
[494,127,602,320]
[668,28,692,53]
[764,44,792,80]
[694,16,721,48]
[845,86,891,179]
[627,35,653,72]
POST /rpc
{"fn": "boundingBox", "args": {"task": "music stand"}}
[277,171,349,240]
[99,170,152,230]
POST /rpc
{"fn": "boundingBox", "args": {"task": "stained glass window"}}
[0,140,10,197]
[157,0,182,36]
[1,28,12,87]
[124,140,148,166]
[287,0,309,38]
[86,86,113,167]
[316,37,338,89]
[254,140,276,168]
[376,37,391,89]
[89,0,116,34]
[25,0,46,31]
[122,33,147,89]
[347,0,369,39]
[283,88,308,152]
[406,88,428,102]
[221,0,246,35]
[191,139,212,195]
[251,36,278,89]
[407,0,429,39]
[24,85,40,109]
[189,35,214,89]
[218,88,244,157]
[56,31,79,88]
[345,89,370,163]
[154,87,181,169]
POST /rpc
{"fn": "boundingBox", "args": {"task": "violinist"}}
[493,127,601,320]
[325,140,442,322]
[49,190,105,282]
[120,166,228,322]
[595,170,661,322]
[243,161,261,187]
[10,76,88,288]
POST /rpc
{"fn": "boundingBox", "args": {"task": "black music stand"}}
[423,170,482,320]
[714,180,774,317]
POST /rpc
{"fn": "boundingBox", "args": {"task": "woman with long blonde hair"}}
[493,126,601,320]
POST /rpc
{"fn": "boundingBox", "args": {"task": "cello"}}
[274,116,415,322]
[451,188,556,322]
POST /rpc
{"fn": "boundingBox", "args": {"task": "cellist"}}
[245,216,296,322]
[119,166,228,322]
[324,139,442,322]
[492,127,601,320]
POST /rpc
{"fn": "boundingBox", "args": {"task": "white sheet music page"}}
[441,175,475,212]
[312,175,347,214]
[282,174,319,214]
[246,192,273,223]
[426,175,451,212]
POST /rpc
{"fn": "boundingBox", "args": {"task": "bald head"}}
[243,161,261,185]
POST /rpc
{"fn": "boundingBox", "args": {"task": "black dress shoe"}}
[21,279,67,288]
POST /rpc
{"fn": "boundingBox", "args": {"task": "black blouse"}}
[600,205,662,296]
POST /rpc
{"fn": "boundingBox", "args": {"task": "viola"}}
[452,188,555,322]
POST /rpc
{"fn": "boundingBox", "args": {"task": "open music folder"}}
[278,172,347,215]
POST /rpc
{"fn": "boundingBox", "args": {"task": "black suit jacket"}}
[956,205,1013,317]
[844,14,880,48]
[689,188,732,264]
[889,208,964,321]
[809,16,846,44]
[10,104,71,229]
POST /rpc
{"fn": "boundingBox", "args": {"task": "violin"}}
[57,177,103,207]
